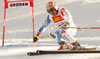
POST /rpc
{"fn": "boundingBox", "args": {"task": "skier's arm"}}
[33,15,51,42]
[38,15,51,34]
[64,9,76,26]
[63,8,73,23]
[62,8,76,27]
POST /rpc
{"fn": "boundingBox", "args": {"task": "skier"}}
[33,1,84,50]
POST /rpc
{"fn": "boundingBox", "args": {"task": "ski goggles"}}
[47,8,54,13]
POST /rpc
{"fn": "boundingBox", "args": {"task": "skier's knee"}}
[55,30,60,34]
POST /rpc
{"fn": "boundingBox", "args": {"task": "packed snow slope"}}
[0,38,100,59]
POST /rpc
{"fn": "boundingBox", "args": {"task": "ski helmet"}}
[46,1,58,13]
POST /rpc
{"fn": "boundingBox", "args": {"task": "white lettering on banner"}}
[8,1,30,8]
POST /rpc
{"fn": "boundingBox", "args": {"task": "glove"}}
[65,22,70,29]
[33,33,40,42]
[33,35,39,42]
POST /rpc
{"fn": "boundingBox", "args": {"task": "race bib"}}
[52,15,64,23]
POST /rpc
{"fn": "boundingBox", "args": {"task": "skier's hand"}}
[65,22,70,29]
[33,35,39,42]
[65,24,69,29]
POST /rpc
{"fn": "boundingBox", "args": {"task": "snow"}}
[0,0,100,59]
[0,38,100,59]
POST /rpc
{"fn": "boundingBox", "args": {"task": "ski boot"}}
[71,41,85,50]
[58,41,72,50]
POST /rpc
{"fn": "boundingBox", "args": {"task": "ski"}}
[27,47,99,56]
[27,50,100,56]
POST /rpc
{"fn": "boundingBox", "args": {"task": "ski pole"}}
[67,27,100,29]
[39,36,49,39]
[38,27,100,39]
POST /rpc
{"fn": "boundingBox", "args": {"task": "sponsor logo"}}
[52,15,64,23]
[8,1,30,8]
